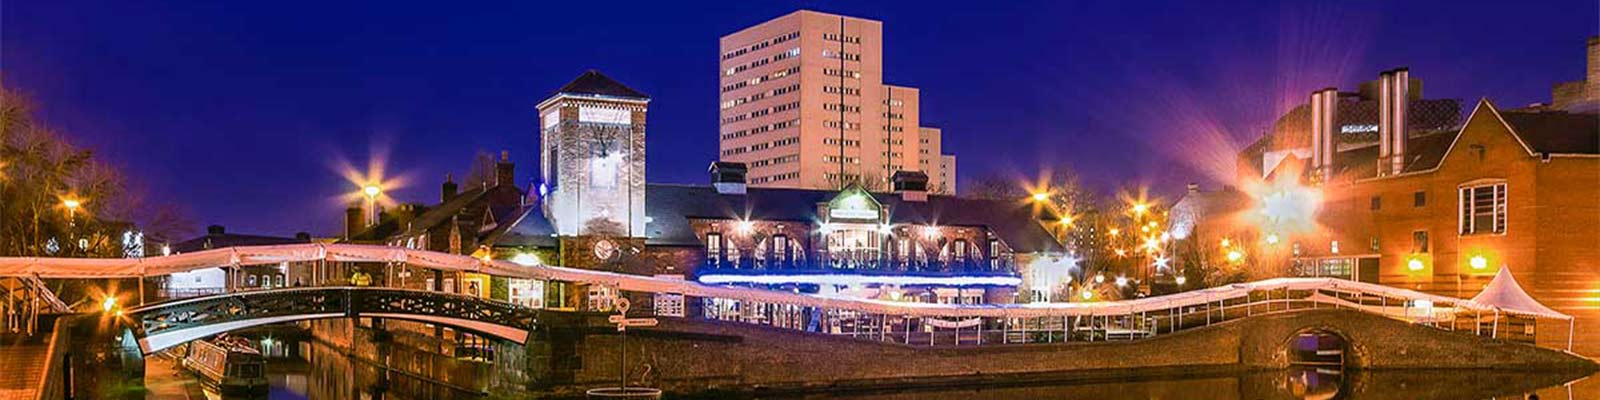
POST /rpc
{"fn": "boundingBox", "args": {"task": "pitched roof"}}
[172,232,307,253]
[554,70,649,100]
[494,184,1066,253]
[1500,111,1599,155]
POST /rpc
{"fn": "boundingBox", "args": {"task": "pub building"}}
[347,71,1072,317]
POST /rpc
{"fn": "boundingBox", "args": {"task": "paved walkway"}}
[0,343,48,400]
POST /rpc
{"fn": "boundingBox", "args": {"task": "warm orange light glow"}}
[1131,203,1149,215]
[1265,233,1281,245]
[1108,228,1120,236]
[1220,238,1232,248]
[1226,249,1244,263]
[1469,255,1488,270]
[62,198,82,210]
[1407,257,1426,272]
[1114,249,1127,257]
[737,220,754,234]
[101,295,117,313]
[1031,192,1050,202]
[363,185,382,198]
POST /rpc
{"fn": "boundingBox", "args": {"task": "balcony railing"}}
[699,257,1016,276]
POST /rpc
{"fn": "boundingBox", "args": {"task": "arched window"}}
[247,275,258,287]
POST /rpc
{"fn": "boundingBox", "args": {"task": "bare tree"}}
[1,82,192,257]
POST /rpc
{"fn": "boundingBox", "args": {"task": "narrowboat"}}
[182,335,268,394]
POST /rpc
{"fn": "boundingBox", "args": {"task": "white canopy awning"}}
[1470,267,1571,320]
[0,244,1545,320]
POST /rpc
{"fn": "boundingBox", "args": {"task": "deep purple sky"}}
[3,1,1595,237]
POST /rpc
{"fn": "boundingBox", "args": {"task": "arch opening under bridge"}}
[124,286,539,355]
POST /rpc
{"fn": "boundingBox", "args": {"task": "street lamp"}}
[1031,192,1050,202]
[62,198,82,221]
[361,184,382,226]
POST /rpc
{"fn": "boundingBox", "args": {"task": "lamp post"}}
[362,184,381,226]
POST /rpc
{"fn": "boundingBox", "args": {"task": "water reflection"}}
[755,368,1586,400]
[159,338,1589,400]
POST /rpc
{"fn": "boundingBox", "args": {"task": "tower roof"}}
[553,70,649,100]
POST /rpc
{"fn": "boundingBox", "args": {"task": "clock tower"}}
[536,70,649,238]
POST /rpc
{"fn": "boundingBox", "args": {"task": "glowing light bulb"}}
[511,252,541,266]
[101,296,117,313]
[1114,276,1128,287]
[1094,274,1105,284]
[1032,192,1050,202]
[1265,233,1281,245]
[1407,258,1425,271]
[1081,290,1094,300]
[1175,276,1188,286]
[737,220,754,234]
[362,185,382,198]
[1226,250,1244,263]
[1220,238,1231,248]
[1469,255,1488,270]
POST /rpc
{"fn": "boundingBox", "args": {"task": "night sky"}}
[3,1,1595,237]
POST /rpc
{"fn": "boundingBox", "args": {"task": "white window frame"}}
[1458,180,1507,236]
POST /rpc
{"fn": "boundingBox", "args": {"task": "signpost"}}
[609,297,657,394]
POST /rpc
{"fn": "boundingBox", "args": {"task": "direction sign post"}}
[609,297,658,392]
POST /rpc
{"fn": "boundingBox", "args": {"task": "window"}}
[1370,196,1381,211]
[1369,236,1380,252]
[954,240,967,261]
[773,235,789,262]
[1330,241,1340,254]
[1412,230,1429,253]
[707,233,723,263]
[1459,182,1507,235]
[1413,191,1426,207]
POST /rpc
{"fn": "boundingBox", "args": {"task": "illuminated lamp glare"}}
[1226,250,1244,263]
[1114,276,1128,287]
[101,296,117,313]
[1081,290,1094,300]
[1175,275,1188,286]
[1265,233,1281,245]
[1032,192,1050,202]
[510,252,541,266]
[1407,258,1425,271]
[1469,255,1488,270]
[1094,274,1105,284]
[737,220,754,234]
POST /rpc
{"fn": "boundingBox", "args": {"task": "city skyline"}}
[3,1,1596,237]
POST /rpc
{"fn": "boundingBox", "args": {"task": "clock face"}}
[594,239,618,260]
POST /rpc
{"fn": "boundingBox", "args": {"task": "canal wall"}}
[533,309,1596,396]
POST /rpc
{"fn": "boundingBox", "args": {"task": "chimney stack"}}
[891,170,930,202]
[495,150,515,188]
[1587,36,1598,85]
[343,202,364,239]
[441,173,458,202]
[1379,69,1410,175]
[1309,87,1338,182]
[709,161,748,195]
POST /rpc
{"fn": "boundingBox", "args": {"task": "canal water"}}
[144,338,1595,400]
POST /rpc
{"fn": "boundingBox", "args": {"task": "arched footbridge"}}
[0,244,1579,354]
[126,286,538,354]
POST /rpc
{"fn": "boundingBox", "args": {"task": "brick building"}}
[1210,41,1600,353]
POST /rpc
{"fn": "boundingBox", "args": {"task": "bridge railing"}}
[0,244,1567,350]
[674,282,1545,348]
